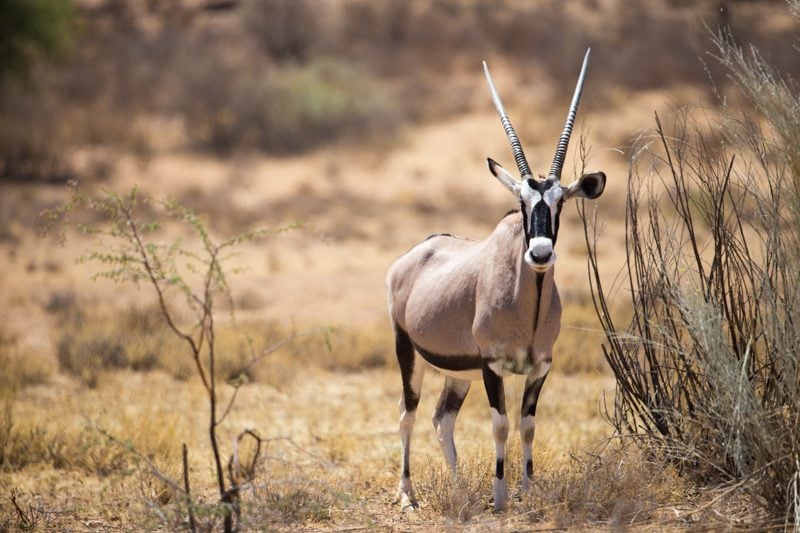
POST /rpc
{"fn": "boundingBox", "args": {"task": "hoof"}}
[396,478,418,512]
[399,492,419,512]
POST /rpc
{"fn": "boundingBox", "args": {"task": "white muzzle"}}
[524,237,556,271]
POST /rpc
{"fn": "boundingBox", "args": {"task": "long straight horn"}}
[549,48,591,180]
[483,61,532,179]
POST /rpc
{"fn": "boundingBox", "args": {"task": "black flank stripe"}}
[412,343,484,372]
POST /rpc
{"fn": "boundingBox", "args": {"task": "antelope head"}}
[483,49,606,272]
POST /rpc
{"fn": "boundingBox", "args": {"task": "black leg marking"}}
[522,375,547,418]
[394,325,419,412]
[495,459,504,480]
[434,380,470,420]
[402,465,410,479]
[526,459,533,479]
[482,363,506,415]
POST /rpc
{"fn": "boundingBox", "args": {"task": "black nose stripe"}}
[531,201,552,239]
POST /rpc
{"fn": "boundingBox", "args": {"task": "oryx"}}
[386,49,606,512]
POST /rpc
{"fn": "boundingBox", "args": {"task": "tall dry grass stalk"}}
[580,26,800,528]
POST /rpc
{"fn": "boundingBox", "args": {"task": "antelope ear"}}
[487,158,521,195]
[565,171,606,200]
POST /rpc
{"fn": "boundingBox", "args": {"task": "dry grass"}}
[521,446,685,528]
[3,3,789,527]
[553,298,612,375]
[0,342,51,391]
[0,329,659,531]
[42,290,396,390]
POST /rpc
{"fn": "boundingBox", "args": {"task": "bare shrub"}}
[180,58,402,155]
[57,334,126,388]
[0,396,129,475]
[0,76,73,183]
[1,490,62,532]
[581,30,800,526]
[241,0,320,62]
[0,330,51,389]
[52,302,176,386]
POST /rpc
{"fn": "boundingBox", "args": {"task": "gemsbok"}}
[386,49,606,512]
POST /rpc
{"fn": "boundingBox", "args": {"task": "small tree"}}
[50,186,292,531]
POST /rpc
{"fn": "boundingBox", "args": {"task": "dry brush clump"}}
[0,398,129,476]
[0,331,51,391]
[517,445,683,529]
[411,442,682,528]
[581,28,800,528]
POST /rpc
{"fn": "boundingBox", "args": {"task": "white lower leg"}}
[398,408,418,509]
[520,415,536,491]
[433,412,458,475]
[491,408,509,512]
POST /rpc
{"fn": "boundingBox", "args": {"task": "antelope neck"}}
[513,228,553,334]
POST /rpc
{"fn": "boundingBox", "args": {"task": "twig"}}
[183,443,197,533]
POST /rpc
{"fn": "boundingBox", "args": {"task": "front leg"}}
[482,361,508,512]
[520,358,550,492]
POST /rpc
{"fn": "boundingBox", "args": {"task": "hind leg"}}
[394,326,425,510]
[432,377,471,475]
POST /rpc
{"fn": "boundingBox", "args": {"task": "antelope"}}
[386,49,606,512]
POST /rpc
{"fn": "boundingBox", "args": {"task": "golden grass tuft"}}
[411,442,684,528]
[519,445,685,528]
[239,461,346,527]
[0,409,126,475]
[418,450,492,522]
[0,348,52,390]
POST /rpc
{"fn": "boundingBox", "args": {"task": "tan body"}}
[388,212,561,380]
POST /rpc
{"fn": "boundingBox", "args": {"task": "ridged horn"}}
[549,48,591,180]
[483,61,532,179]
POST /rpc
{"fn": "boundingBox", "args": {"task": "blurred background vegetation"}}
[1,0,798,183]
